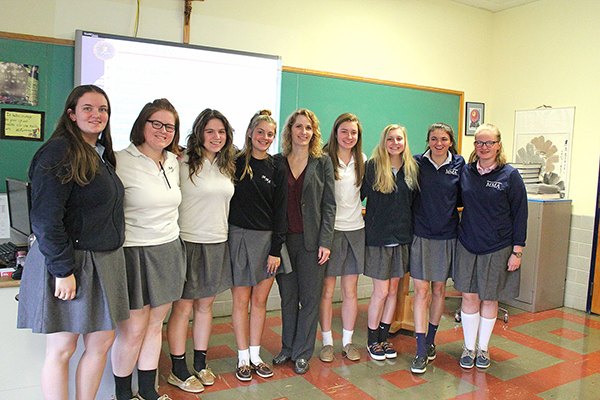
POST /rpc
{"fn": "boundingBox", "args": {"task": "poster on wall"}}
[513,107,575,198]
[0,62,39,106]
[465,102,484,136]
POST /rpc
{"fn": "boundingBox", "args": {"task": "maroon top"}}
[286,159,306,234]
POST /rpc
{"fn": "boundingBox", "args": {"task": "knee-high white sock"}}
[249,345,263,365]
[238,348,250,367]
[461,310,480,351]
[478,316,496,351]
[322,330,334,346]
[342,329,354,347]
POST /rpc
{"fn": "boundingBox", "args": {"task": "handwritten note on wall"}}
[1,109,44,141]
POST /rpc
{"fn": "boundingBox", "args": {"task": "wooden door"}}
[589,162,600,314]
[590,230,600,313]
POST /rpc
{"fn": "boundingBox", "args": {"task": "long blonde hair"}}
[236,110,277,181]
[281,109,323,158]
[323,112,365,187]
[468,123,507,167]
[371,124,419,193]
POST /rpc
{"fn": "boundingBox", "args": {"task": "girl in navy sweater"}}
[18,85,128,399]
[455,123,527,370]
[361,124,419,361]
[410,123,465,374]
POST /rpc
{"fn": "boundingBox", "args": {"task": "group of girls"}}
[17,83,527,400]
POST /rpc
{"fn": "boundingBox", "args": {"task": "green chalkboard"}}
[0,36,464,193]
[280,68,463,158]
[0,35,74,192]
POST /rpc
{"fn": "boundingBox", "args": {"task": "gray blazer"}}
[276,154,336,272]
[299,155,336,251]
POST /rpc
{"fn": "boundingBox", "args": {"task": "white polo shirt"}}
[116,143,181,247]
[334,153,367,231]
[178,155,235,244]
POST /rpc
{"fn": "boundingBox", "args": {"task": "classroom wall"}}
[0,0,492,137]
[0,0,595,313]
[490,0,600,310]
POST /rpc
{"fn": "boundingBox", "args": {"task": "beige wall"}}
[490,0,600,216]
[1,0,491,143]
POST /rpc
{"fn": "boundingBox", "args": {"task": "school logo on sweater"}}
[445,168,459,176]
[486,180,504,190]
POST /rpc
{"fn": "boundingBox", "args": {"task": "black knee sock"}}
[114,373,133,400]
[368,327,379,345]
[426,322,439,345]
[137,369,159,400]
[194,349,207,372]
[170,353,192,381]
[378,322,391,342]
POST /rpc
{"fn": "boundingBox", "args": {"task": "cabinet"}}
[502,199,572,312]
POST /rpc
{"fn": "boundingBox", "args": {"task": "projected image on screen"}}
[75,30,282,152]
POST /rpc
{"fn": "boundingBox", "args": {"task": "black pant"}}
[276,233,326,361]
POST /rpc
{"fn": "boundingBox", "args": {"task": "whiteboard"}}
[75,30,282,152]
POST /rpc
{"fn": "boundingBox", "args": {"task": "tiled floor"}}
[156,297,600,399]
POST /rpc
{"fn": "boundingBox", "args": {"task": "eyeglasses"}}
[147,120,176,133]
[474,140,499,148]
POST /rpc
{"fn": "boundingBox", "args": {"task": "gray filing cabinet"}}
[501,199,572,312]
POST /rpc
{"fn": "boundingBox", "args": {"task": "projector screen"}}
[75,30,282,151]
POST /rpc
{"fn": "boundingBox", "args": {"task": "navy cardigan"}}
[361,159,415,247]
[29,138,125,277]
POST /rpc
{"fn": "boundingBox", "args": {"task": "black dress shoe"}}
[272,353,291,365]
[294,359,309,374]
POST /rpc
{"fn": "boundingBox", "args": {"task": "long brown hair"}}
[323,112,365,186]
[236,110,277,181]
[49,84,115,186]
[185,108,236,182]
[130,98,181,155]
[281,109,323,158]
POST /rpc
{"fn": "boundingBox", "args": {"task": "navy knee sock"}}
[426,322,439,345]
[416,333,427,358]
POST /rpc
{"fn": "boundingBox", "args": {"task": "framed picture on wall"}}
[465,102,484,136]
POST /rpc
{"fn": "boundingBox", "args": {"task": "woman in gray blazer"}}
[273,109,336,374]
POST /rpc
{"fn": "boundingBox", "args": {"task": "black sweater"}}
[361,159,415,247]
[228,155,288,257]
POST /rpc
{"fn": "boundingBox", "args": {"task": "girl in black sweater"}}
[228,110,287,381]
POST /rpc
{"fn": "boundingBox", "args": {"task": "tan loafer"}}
[319,344,335,362]
[167,371,204,393]
[342,343,361,361]
[194,367,216,386]
[136,395,173,400]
